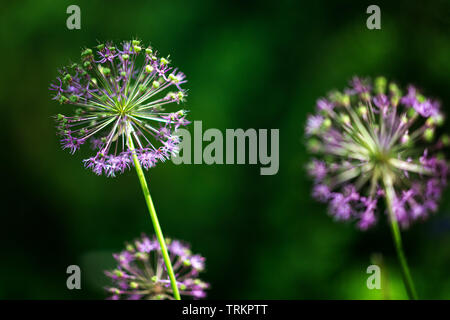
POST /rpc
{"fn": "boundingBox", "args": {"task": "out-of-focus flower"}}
[50,40,189,177]
[305,76,448,230]
[105,234,209,300]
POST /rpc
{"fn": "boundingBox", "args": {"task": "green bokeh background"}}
[1,0,450,299]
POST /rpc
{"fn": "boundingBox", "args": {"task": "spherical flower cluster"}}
[50,40,189,177]
[306,77,448,230]
[105,234,209,300]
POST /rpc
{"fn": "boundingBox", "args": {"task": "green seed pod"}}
[160,57,169,66]
[145,65,154,73]
[59,95,69,104]
[375,76,387,94]
[63,74,72,83]
[340,114,351,125]
[441,134,450,146]
[322,118,332,129]
[360,92,370,102]
[81,48,93,57]
[424,127,435,141]
[341,94,350,106]
[407,108,417,117]
[358,105,368,116]
[101,67,111,76]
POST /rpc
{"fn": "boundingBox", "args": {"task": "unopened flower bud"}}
[160,57,169,66]
[81,48,93,57]
[101,67,111,76]
[424,128,434,141]
[340,114,351,125]
[322,118,332,129]
[375,76,387,94]
[145,65,154,73]
[63,74,72,83]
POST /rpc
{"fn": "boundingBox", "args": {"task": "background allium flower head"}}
[50,40,189,177]
[105,234,209,300]
[305,76,449,230]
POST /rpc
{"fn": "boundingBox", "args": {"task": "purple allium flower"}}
[50,40,190,177]
[306,76,449,230]
[105,234,209,300]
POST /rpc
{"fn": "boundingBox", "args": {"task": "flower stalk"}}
[383,173,418,300]
[128,135,181,300]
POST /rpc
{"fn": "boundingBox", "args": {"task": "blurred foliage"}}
[1,0,450,299]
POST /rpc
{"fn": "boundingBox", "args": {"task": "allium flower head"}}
[105,234,209,300]
[306,76,448,230]
[50,40,189,177]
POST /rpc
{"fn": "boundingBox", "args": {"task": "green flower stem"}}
[383,173,418,300]
[128,136,181,300]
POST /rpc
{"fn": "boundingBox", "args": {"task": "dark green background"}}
[1,0,450,299]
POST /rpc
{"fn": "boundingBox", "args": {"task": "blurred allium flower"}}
[306,77,448,230]
[106,235,209,300]
[50,40,189,177]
